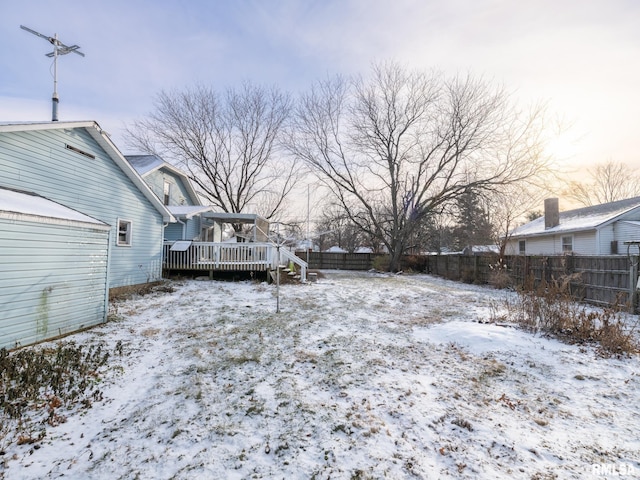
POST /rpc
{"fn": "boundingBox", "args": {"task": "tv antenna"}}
[20,25,85,122]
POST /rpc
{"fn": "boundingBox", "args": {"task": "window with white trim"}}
[117,219,132,246]
[561,235,573,253]
[163,181,172,205]
[518,240,526,254]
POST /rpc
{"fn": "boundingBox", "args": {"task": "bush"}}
[371,255,391,272]
[488,259,512,289]
[401,255,427,273]
[0,341,123,448]
[507,274,639,356]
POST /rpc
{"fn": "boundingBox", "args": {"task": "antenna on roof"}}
[20,25,85,122]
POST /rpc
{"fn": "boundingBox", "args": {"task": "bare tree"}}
[316,204,368,252]
[287,62,549,271]
[484,183,548,258]
[126,83,299,222]
[563,160,640,207]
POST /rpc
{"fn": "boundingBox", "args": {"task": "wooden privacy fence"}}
[425,254,638,312]
[298,251,640,312]
[296,251,382,270]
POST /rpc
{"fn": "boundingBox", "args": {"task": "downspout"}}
[104,228,112,322]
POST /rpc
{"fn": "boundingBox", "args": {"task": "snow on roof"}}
[167,205,215,219]
[125,155,165,176]
[325,245,348,253]
[0,187,109,229]
[510,196,640,238]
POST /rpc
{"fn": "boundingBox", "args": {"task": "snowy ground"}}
[2,271,639,479]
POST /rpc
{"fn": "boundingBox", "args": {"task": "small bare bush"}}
[0,341,123,447]
[488,259,511,289]
[509,275,639,356]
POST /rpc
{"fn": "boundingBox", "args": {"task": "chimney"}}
[544,198,559,229]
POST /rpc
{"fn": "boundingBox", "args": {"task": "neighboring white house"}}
[505,197,640,256]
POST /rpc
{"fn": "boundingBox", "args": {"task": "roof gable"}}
[0,122,175,222]
[125,154,202,206]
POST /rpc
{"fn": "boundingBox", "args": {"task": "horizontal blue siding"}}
[145,168,194,206]
[0,218,108,350]
[0,128,165,288]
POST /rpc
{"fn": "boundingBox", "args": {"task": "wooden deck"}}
[163,241,307,281]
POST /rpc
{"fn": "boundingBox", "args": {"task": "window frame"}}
[518,240,526,254]
[561,235,573,253]
[163,180,172,206]
[117,218,133,247]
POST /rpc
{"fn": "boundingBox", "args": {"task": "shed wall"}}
[0,218,109,350]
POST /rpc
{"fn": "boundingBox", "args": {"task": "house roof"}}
[0,121,175,223]
[125,155,165,176]
[0,186,110,230]
[510,196,640,238]
[168,205,215,219]
[125,154,202,206]
[202,212,267,223]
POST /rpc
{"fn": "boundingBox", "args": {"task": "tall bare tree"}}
[287,62,549,271]
[126,83,299,221]
[563,160,640,207]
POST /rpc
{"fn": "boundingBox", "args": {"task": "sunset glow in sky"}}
[1,0,639,178]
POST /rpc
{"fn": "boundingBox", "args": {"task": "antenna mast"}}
[20,25,85,122]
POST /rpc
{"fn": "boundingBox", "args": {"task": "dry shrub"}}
[401,255,427,273]
[488,259,512,289]
[371,255,391,272]
[0,341,123,447]
[511,274,639,356]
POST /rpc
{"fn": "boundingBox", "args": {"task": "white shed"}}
[0,188,111,350]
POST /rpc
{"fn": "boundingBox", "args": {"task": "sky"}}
[1,0,640,182]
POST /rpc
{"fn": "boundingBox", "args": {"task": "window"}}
[561,235,573,253]
[117,219,132,246]
[518,240,526,254]
[163,181,172,205]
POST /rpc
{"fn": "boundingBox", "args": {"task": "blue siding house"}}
[0,121,175,348]
[0,121,174,289]
[125,154,212,242]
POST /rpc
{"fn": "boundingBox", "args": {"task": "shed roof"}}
[510,196,640,238]
[0,187,110,230]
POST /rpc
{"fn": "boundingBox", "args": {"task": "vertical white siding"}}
[0,219,109,350]
[0,128,164,288]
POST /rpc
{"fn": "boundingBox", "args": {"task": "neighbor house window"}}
[117,219,132,246]
[561,235,573,252]
[163,181,172,205]
[518,240,526,254]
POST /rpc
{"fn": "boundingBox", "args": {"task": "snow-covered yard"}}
[2,271,639,479]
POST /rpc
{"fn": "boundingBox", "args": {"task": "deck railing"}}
[163,241,307,282]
